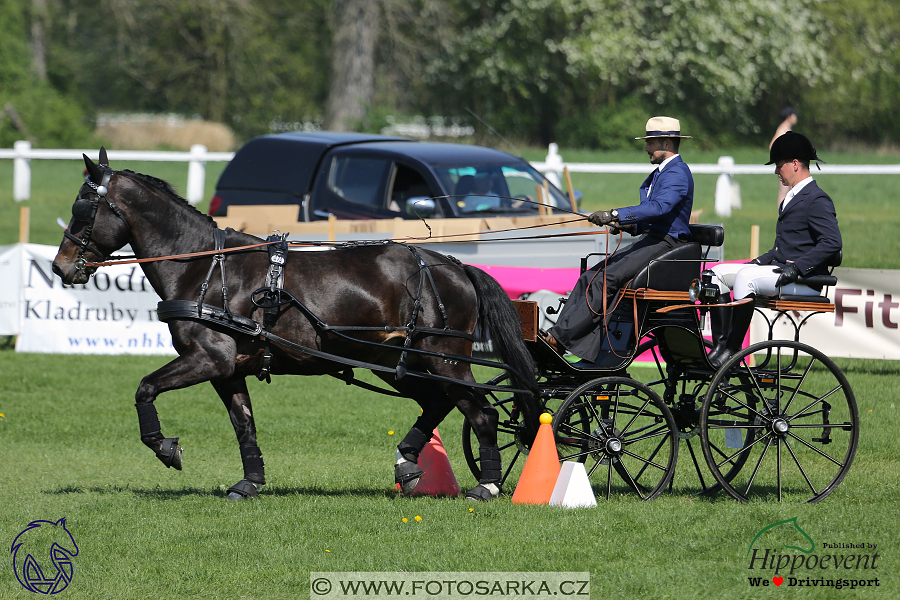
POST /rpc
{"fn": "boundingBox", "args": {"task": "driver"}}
[543,116,694,362]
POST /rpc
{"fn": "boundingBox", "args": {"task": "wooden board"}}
[512,300,539,342]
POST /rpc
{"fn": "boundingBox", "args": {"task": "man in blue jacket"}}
[544,116,694,361]
[707,131,842,367]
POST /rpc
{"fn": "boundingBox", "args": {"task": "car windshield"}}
[433,164,573,215]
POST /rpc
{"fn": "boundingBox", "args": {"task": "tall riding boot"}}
[711,299,755,369]
[706,294,733,368]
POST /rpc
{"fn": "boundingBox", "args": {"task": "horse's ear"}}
[83,153,103,184]
[99,146,109,167]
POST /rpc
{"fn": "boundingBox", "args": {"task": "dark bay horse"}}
[52,149,539,501]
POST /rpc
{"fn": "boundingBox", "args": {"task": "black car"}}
[208,132,579,220]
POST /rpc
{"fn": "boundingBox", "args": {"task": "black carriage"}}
[462,224,859,503]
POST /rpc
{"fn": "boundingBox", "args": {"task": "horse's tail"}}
[463,264,541,440]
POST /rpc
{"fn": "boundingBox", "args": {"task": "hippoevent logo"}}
[746,517,881,590]
[10,518,79,594]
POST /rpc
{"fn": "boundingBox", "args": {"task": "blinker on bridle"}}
[65,167,127,279]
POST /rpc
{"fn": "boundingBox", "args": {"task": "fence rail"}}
[4,141,899,213]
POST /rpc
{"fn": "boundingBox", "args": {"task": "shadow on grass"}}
[44,484,400,500]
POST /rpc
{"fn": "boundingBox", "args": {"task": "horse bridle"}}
[64,167,128,279]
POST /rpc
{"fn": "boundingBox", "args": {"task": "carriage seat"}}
[630,224,724,291]
[754,250,841,312]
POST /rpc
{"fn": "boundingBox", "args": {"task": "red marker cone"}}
[512,413,561,505]
[397,428,460,497]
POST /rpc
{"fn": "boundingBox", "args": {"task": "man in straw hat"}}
[543,116,694,361]
[706,131,842,368]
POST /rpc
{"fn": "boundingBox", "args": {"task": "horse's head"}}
[52,148,132,285]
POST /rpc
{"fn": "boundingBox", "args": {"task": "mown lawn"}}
[0,352,897,599]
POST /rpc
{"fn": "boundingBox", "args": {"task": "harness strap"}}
[198,228,231,315]
[155,299,535,394]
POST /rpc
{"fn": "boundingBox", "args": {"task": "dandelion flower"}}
[0,413,5,418]
[326,549,331,553]
[402,518,408,523]
[388,430,395,435]
[468,508,474,513]
[414,515,422,522]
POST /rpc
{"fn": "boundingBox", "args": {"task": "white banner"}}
[0,244,22,335]
[751,267,900,360]
[13,244,175,355]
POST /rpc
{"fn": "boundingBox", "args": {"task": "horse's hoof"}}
[157,437,183,470]
[226,479,260,500]
[465,483,500,501]
[395,460,424,495]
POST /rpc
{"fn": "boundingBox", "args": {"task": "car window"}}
[328,156,392,208]
[434,163,572,214]
[388,164,440,216]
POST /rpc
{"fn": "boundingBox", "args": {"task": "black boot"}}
[710,298,755,369]
[706,293,732,368]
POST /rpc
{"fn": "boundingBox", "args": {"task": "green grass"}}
[2,148,898,269]
[1,353,897,599]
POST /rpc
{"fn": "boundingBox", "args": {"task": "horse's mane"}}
[120,169,217,226]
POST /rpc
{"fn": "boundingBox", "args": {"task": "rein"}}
[83,216,612,269]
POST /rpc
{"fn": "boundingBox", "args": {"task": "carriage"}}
[461,223,858,504]
[53,150,858,504]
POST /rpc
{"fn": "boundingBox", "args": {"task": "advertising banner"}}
[750,268,900,360]
[13,244,174,355]
[0,244,22,335]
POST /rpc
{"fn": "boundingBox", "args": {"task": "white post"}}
[714,155,734,217]
[186,144,207,205]
[543,143,563,188]
[13,140,31,202]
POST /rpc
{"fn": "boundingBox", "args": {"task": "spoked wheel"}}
[700,340,859,503]
[636,337,727,494]
[552,377,679,501]
[462,373,539,488]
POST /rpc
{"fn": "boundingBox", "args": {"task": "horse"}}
[52,149,539,501]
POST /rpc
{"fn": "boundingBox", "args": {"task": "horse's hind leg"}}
[211,377,266,500]
[448,381,503,501]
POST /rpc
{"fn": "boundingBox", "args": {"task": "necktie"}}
[649,168,660,196]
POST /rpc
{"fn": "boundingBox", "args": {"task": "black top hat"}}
[766,131,821,165]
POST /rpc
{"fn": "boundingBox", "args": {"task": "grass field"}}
[1,351,898,599]
[2,147,900,269]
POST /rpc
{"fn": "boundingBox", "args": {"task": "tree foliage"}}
[1,0,899,148]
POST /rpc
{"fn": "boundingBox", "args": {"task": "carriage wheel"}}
[635,337,734,495]
[461,373,532,488]
[552,377,678,501]
[700,340,859,503]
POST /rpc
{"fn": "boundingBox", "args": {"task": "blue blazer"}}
[615,155,694,240]
[756,180,842,276]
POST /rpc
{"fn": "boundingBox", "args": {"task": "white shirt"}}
[782,176,813,211]
[647,154,680,196]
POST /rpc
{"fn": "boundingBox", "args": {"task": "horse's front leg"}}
[210,377,265,500]
[134,334,236,471]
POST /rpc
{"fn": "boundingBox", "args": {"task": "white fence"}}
[3,140,899,213]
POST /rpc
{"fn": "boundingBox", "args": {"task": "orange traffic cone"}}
[396,428,460,497]
[512,413,561,504]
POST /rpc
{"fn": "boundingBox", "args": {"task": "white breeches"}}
[711,263,819,299]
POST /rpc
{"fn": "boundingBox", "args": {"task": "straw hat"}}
[635,116,692,140]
